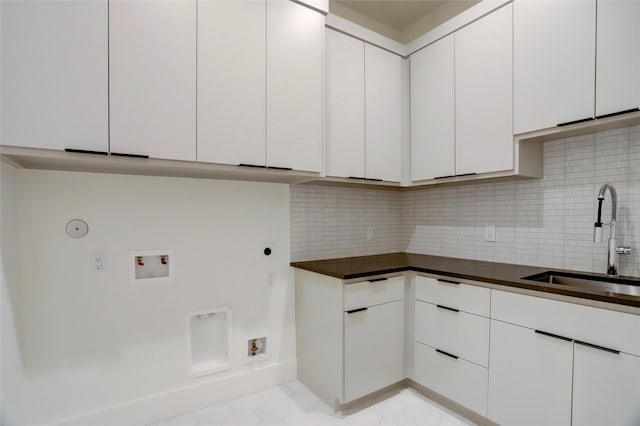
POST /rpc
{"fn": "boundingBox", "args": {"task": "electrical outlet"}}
[95,255,104,272]
[485,225,496,242]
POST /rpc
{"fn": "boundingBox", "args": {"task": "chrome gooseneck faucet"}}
[594,183,631,275]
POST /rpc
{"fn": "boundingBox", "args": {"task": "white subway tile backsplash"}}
[291,125,640,276]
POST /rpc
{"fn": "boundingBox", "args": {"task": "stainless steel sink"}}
[522,271,640,297]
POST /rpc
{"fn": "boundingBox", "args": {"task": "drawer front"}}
[344,276,404,311]
[415,276,490,317]
[415,300,489,367]
[413,342,488,416]
[492,290,640,357]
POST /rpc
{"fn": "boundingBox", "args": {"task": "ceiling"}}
[329,0,480,44]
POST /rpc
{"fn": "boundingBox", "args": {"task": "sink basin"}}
[522,271,640,297]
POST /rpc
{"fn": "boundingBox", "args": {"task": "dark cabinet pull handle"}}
[348,176,366,180]
[267,166,293,171]
[456,172,477,177]
[346,307,368,314]
[437,279,460,285]
[365,178,383,182]
[575,340,620,354]
[435,349,458,360]
[434,175,454,180]
[65,148,108,156]
[368,277,388,283]
[436,304,459,313]
[534,329,573,342]
[238,163,267,168]
[595,107,639,120]
[111,152,149,159]
[557,117,595,127]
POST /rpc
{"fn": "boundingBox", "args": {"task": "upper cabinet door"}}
[266,0,323,172]
[596,0,640,117]
[110,0,196,161]
[197,1,266,167]
[325,29,365,179]
[410,35,455,181]
[365,44,403,183]
[455,4,513,175]
[514,0,596,134]
[1,1,108,151]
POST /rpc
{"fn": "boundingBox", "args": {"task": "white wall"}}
[1,162,25,426]
[3,169,294,426]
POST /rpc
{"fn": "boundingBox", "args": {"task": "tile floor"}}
[148,381,474,426]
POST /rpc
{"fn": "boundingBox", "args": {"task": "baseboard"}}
[48,359,297,426]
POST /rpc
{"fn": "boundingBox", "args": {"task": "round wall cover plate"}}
[66,219,89,238]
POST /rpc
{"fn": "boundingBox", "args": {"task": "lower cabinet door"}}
[573,343,640,426]
[413,342,488,416]
[344,300,404,402]
[488,320,573,426]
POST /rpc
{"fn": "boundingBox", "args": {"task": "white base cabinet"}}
[414,342,488,417]
[344,299,404,402]
[488,320,573,426]
[572,343,640,426]
[413,276,490,416]
[489,290,640,426]
[295,269,404,407]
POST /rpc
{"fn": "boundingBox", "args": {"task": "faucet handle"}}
[616,246,632,255]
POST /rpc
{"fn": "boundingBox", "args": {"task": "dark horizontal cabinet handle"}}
[557,117,595,127]
[456,172,477,177]
[346,307,368,314]
[368,277,388,283]
[111,152,149,159]
[436,304,459,313]
[434,175,454,180]
[365,178,383,182]
[238,163,267,168]
[534,329,573,342]
[437,279,460,285]
[267,166,293,171]
[595,107,640,120]
[435,349,458,360]
[65,148,108,156]
[575,340,620,355]
[348,176,366,180]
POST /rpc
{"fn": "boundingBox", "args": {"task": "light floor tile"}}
[148,382,475,426]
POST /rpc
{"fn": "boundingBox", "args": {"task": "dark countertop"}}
[291,253,640,309]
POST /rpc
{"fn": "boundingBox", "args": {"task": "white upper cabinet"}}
[365,44,403,183]
[1,0,108,152]
[326,30,402,183]
[596,0,640,117]
[197,0,266,167]
[514,0,596,134]
[109,0,196,161]
[326,29,365,179]
[410,35,455,181]
[455,4,513,176]
[266,0,323,172]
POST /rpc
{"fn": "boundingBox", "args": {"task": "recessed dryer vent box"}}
[188,307,232,377]
[129,249,173,285]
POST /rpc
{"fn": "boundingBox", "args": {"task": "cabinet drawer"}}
[415,276,490,317]
[413,342,488,416]
[492,290,640,357]
[415,301,489,367]
[344,276,404,311]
